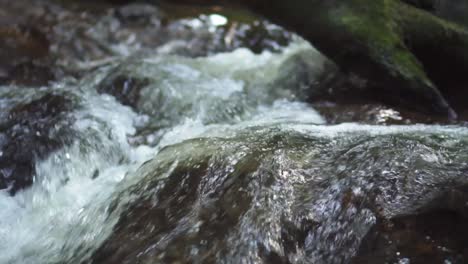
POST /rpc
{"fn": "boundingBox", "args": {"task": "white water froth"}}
[0,88,154,263]
[0,41,321,263]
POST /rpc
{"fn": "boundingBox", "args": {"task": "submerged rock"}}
[0,93,74,194]
[90,125,468,263]
[97,72,150,108]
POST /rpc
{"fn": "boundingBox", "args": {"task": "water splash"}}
[0,32,467,264]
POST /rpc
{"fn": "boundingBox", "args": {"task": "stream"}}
[1,1,468,263]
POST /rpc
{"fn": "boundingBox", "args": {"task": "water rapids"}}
[0,3,468,264]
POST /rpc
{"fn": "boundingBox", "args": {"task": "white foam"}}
[0,90,155,263]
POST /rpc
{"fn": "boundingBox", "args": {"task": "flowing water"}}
[1,2,468,264]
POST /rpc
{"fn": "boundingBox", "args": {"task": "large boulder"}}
[244,0,468,118]
[89,125,468,263]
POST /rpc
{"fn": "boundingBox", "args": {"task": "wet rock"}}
[311,101,457,125]
[275,50,451,125]
[0,93,73,194]
[1,61,55,86]
[273,48,345,103]
[89,126,468,263]
[314,102,407,125]
[97,73,150,108]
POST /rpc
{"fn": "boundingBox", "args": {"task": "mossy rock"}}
[246,0,468,118]
[404,0,468,28]
[168,0,468,119]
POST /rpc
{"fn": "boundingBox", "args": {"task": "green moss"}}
[396,1,468,41]
[331,0,433,85]
[241,0,466,114]
[389,48,430,82]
